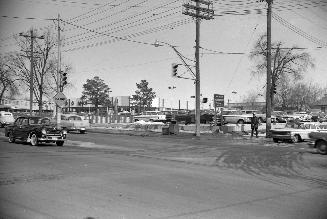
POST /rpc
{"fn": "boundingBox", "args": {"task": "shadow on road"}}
[214,147,308,177]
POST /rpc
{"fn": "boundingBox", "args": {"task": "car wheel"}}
[8,132,15,143]
[237,120,244,124]
[316,140,327,155]
[30,133,38,146]
[80,130,86,134]
[56,141,64,147]
[273,138,278,143]
[291,134,301,143]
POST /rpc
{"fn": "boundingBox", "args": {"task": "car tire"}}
[30,133,38,146]
[273,138,278,143]
[56,141,64,146]
[8,132,15,143]
[316,140,327,155]
[291,134,301,143]
[80,130,86,134]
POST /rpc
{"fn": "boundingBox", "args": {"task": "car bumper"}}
[39,135,66,142]
[271,134,292,140]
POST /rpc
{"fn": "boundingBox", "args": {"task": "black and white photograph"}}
[0,0,327,218]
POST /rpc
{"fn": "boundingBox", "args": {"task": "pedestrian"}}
[251,113,259,138]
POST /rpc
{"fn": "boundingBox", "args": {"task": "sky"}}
[0,0,327,109]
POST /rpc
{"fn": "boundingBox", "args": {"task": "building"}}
[313,94,327,113]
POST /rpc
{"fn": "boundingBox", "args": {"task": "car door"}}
[12,118,23,139]
[18,118,31,140]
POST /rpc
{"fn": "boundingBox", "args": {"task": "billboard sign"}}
[214,94,224,107]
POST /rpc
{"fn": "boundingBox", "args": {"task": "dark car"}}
[174,111,214,125]
[308,131,327,155]
[5,116,67,146]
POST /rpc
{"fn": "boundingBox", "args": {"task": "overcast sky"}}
[1,0,327,109]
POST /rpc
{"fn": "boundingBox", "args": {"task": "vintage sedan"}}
[271,122,327,143]
[60,114,89,134]
[5,116,67,146]
[308,132,327,155]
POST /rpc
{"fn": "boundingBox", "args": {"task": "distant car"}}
[4,116,67,146]
[174,111,214,125]
[308,132,327,155]
[271,122,327,143]
[60,114,89,134]
[0,111,15,127]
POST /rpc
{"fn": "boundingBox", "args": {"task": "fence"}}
[89,115,133,124]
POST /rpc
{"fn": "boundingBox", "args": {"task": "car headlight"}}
[62,129,67,135]
[41,129,47,135]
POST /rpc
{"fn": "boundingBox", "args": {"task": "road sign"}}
[53,92,67,107]
[214,94,224,107]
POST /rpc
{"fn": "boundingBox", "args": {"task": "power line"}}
[62,18,193,52]
[63,8,181,47]
[272,12,327,47]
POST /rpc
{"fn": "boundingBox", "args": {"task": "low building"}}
[313,94,327,113]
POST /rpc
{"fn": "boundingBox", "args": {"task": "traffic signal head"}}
[202,98,208,103]
[272,83,277,94]
[171,63,178,77]
[62,72,67,86]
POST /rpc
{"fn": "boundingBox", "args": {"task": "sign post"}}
[214,94,224,125]
[53,92,67,128]
[53,92,67,108]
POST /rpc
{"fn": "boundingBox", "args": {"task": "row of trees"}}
[81,77,156,112]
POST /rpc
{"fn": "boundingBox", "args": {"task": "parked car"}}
[4,116,67,146]
[60,114,89,134]
[174,111,214,125]
[308,132,327,155]
[133,111,172,123]
[271,122,327,143]
[0,111,15,127]
[221,109,253,124]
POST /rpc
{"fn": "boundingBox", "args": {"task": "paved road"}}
[0,131,326,219]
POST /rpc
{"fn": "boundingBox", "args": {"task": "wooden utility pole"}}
[56,14,62,128]
[19,29,44,116]
[266,0,273,137]
[183,0,214,136]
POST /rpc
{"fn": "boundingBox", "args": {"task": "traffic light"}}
[272,83,277,94]
[202,98,208,103]
[171,63,179,77]
[61,71,67,86]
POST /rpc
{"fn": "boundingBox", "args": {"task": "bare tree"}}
[249,34,314,109]
[0,55,19,101]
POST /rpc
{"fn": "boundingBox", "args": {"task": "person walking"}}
[251,113,260,138]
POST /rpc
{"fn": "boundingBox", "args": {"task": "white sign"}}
[53,92,67,107]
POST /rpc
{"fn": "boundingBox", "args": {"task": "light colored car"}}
[133,111,169,123]
[222,109,267,124]
[60,114,89,134]
[271,122,327,143]
[0,111,15,127]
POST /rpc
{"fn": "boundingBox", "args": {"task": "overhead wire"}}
[272,12,327,47]
[63,8,182,47]
[62,0,181,40]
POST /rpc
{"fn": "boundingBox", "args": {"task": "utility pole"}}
[56,14,62,128]
[262,0,273,137]
[183,0,214,137]
[19,29,44,116]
